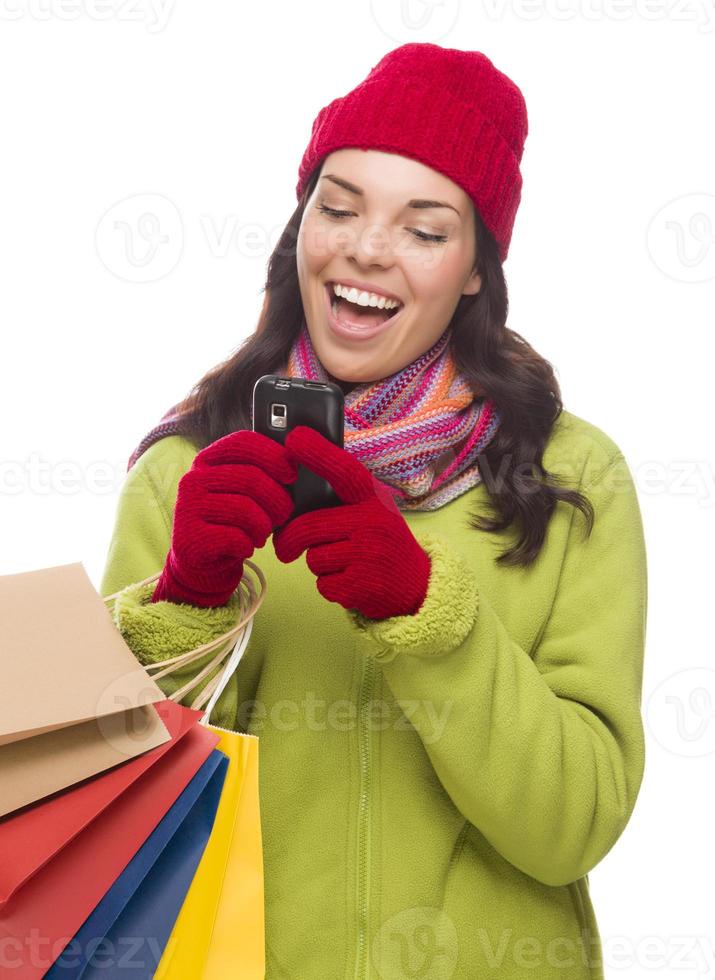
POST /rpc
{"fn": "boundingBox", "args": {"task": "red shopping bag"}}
[0,699,201,909]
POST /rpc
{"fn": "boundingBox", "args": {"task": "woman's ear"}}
[462,267,482,297]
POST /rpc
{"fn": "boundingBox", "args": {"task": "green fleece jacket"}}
[100,408,648,980]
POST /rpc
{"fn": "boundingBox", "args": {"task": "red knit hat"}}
[296,42,528,263]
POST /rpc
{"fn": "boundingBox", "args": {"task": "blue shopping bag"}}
[47,748,228,979]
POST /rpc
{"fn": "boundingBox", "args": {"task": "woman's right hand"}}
[151,429,299,607]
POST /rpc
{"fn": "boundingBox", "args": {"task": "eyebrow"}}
[320,174,461,217]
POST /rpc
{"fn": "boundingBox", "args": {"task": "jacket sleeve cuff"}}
[109,580,243,666]
[345,532,480,664]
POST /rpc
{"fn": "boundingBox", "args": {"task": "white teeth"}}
[332,282,401,310]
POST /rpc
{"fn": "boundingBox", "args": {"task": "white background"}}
[1,2,714,976]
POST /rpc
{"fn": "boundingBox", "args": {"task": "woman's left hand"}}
[272,426,431,620]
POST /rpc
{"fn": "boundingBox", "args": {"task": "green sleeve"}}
[100,446,242,732]
[100,464,173,598]
[345,454,648,887]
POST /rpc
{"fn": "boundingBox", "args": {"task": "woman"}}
[102,43,648,979]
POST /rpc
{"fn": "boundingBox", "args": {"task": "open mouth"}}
[325,283,404,331]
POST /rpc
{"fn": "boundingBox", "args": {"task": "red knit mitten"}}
[272,426,431,620]
[152,429,298,607]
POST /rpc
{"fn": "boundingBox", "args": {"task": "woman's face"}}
[296,148,482,389]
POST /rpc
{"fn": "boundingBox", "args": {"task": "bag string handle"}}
[199,616,254,726]
[103,558,266,727]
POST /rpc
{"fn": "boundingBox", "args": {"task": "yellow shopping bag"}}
[154,726,264,979]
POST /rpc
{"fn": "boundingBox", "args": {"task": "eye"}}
[410,228,448,244]
[317,204,354,219]
[316,204,448,245]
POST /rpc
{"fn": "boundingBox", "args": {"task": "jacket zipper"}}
[354,653,377,979]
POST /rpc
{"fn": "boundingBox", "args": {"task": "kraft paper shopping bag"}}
[0,562,172,816]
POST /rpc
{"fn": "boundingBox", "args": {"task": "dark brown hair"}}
[169,163,593,567]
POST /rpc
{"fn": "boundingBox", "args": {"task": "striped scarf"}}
[127,321,501,511]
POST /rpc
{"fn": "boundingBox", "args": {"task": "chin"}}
[304,326,349,378]
[326,365,368,385]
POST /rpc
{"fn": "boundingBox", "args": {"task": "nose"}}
[341,217,394,270]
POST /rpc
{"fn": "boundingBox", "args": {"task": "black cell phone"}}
[252,374,345,520]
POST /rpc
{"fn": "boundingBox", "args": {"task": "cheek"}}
[298,215,335,268]
[406,246,468,304]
